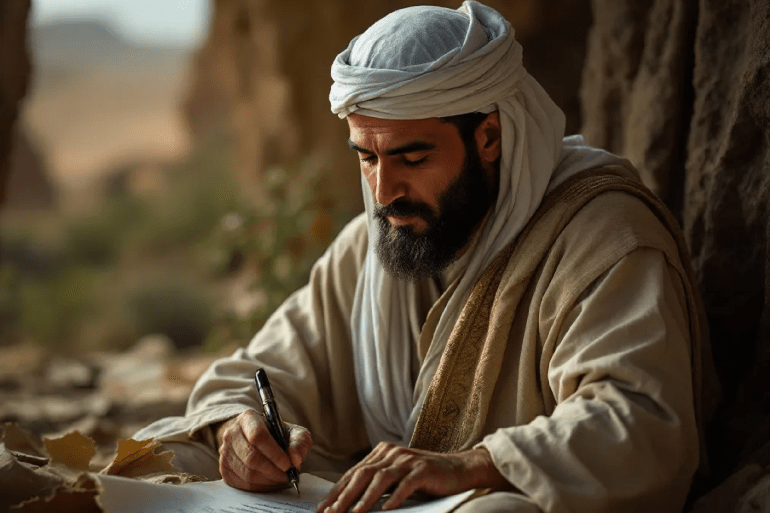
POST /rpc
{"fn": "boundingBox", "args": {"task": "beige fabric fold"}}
[410,168,714,477]
[134,166,711,511]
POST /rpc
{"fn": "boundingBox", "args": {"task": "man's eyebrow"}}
[347,139,436,156]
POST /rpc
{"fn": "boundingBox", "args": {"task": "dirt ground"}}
[0,337,224,470]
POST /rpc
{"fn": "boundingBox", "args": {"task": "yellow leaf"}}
[44,431,96,472]
[100,438,175,478]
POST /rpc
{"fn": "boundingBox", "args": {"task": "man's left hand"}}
[315,443,511,513]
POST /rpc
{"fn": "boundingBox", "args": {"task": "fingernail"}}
[352,500,365,513]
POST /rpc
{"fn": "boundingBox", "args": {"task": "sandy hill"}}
[23,19,195,193]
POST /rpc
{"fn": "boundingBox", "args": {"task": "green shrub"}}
[134,145,240,250]
[0,144,357,353]
[0,264,103,347]
[204,159,358,349]
[64,196,148,267]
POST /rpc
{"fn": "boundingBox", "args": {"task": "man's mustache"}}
[374,200,436,222]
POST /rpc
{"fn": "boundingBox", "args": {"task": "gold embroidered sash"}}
[409,168,710,455]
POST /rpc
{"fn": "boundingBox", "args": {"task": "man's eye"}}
[359,155,376,164]
[404,157,427,167]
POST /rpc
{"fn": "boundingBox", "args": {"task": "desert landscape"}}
[20,19,192,198]
[2,0,770,510]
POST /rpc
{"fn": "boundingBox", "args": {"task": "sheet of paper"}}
[95,473,477,513]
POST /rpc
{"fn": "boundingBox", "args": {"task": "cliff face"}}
[184,0,591,207]
[581,0,770,500]
[0,1,32,207]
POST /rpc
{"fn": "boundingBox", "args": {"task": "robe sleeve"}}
[477,247,699,513]
[134,212,371,466]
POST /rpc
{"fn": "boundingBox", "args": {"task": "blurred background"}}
[4,0,770,506]
[0,0,589,463]
[0,0,588,353]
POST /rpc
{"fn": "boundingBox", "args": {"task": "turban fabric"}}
[330,1,629,446]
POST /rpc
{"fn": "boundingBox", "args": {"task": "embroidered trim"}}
[409,168,706,454]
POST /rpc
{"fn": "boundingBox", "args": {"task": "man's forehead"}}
[347,113,440,128]
[346,114,453,143]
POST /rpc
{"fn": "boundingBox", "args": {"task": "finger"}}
[325,464,387,513]
[318,457,365,511]
[238,409,263,441]
[221,461,286,492]
[241,415,293,471]
[220,417,287,484]
[351,466,406,513]
[317,474,351,512]
[287,425,313,469]
[317,464,364,512]
[226,425,288,482]
[381,465,426,510]
[317,443,394,512]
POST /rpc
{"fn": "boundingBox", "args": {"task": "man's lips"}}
[387,215,421,226]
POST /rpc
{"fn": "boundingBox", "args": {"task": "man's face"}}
[347,114,497,280]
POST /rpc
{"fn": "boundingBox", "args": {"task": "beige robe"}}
[136,170,707,512]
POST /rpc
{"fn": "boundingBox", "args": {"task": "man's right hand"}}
[215,409,313,492]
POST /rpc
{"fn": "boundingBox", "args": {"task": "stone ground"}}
[0,337,222,470]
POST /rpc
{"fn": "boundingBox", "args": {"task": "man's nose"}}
[372,161,406,206]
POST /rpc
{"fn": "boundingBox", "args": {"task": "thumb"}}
[286,424,313,469]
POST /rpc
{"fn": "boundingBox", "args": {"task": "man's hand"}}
[316,443,511,513]
[215,409,312,492]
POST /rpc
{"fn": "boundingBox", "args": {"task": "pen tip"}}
[293,482,300,496]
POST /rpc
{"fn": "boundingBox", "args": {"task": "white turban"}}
[330,1,629,446]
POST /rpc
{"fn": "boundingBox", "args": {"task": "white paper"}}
[94,473,477,513]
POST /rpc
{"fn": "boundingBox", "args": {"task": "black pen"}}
[255,368,300,496]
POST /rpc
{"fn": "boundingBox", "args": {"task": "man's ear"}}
[475,111,502,165]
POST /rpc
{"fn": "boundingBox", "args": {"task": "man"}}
[136,2,714,512]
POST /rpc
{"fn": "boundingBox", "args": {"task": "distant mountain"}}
[22,19,194,184]
[33,19,129,57]
[29,19,191,87]
[30,19,189,75]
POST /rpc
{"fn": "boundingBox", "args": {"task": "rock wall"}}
[580,0,696,215]
[0,0,32,208]
[4,127,57,211]
[686,0,770,477]
[184,0,591,207]
[581,0,770,497]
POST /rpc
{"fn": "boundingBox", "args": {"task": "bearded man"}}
[135,2,716,512]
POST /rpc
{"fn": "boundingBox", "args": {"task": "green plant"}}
[204,159,358,349]
[134,144,240,250]
[1,264,104,347]
[0,142,239,351]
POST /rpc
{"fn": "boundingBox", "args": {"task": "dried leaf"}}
[12,475,102,513]
[2,423,48,461]
[14,487,102,512]
[44,431,96,471]
[0,451,62,511]
[100,438,175,478]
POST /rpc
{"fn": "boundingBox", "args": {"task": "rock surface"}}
[184,0,591,207]
[0,339,223,468]
[581,0,770,505]
[580,0,697,214]
[0,0,31,208]
[4,127,57,211]
[685,0,770,475]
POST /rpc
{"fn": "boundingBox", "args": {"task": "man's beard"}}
[373,147,496,281]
